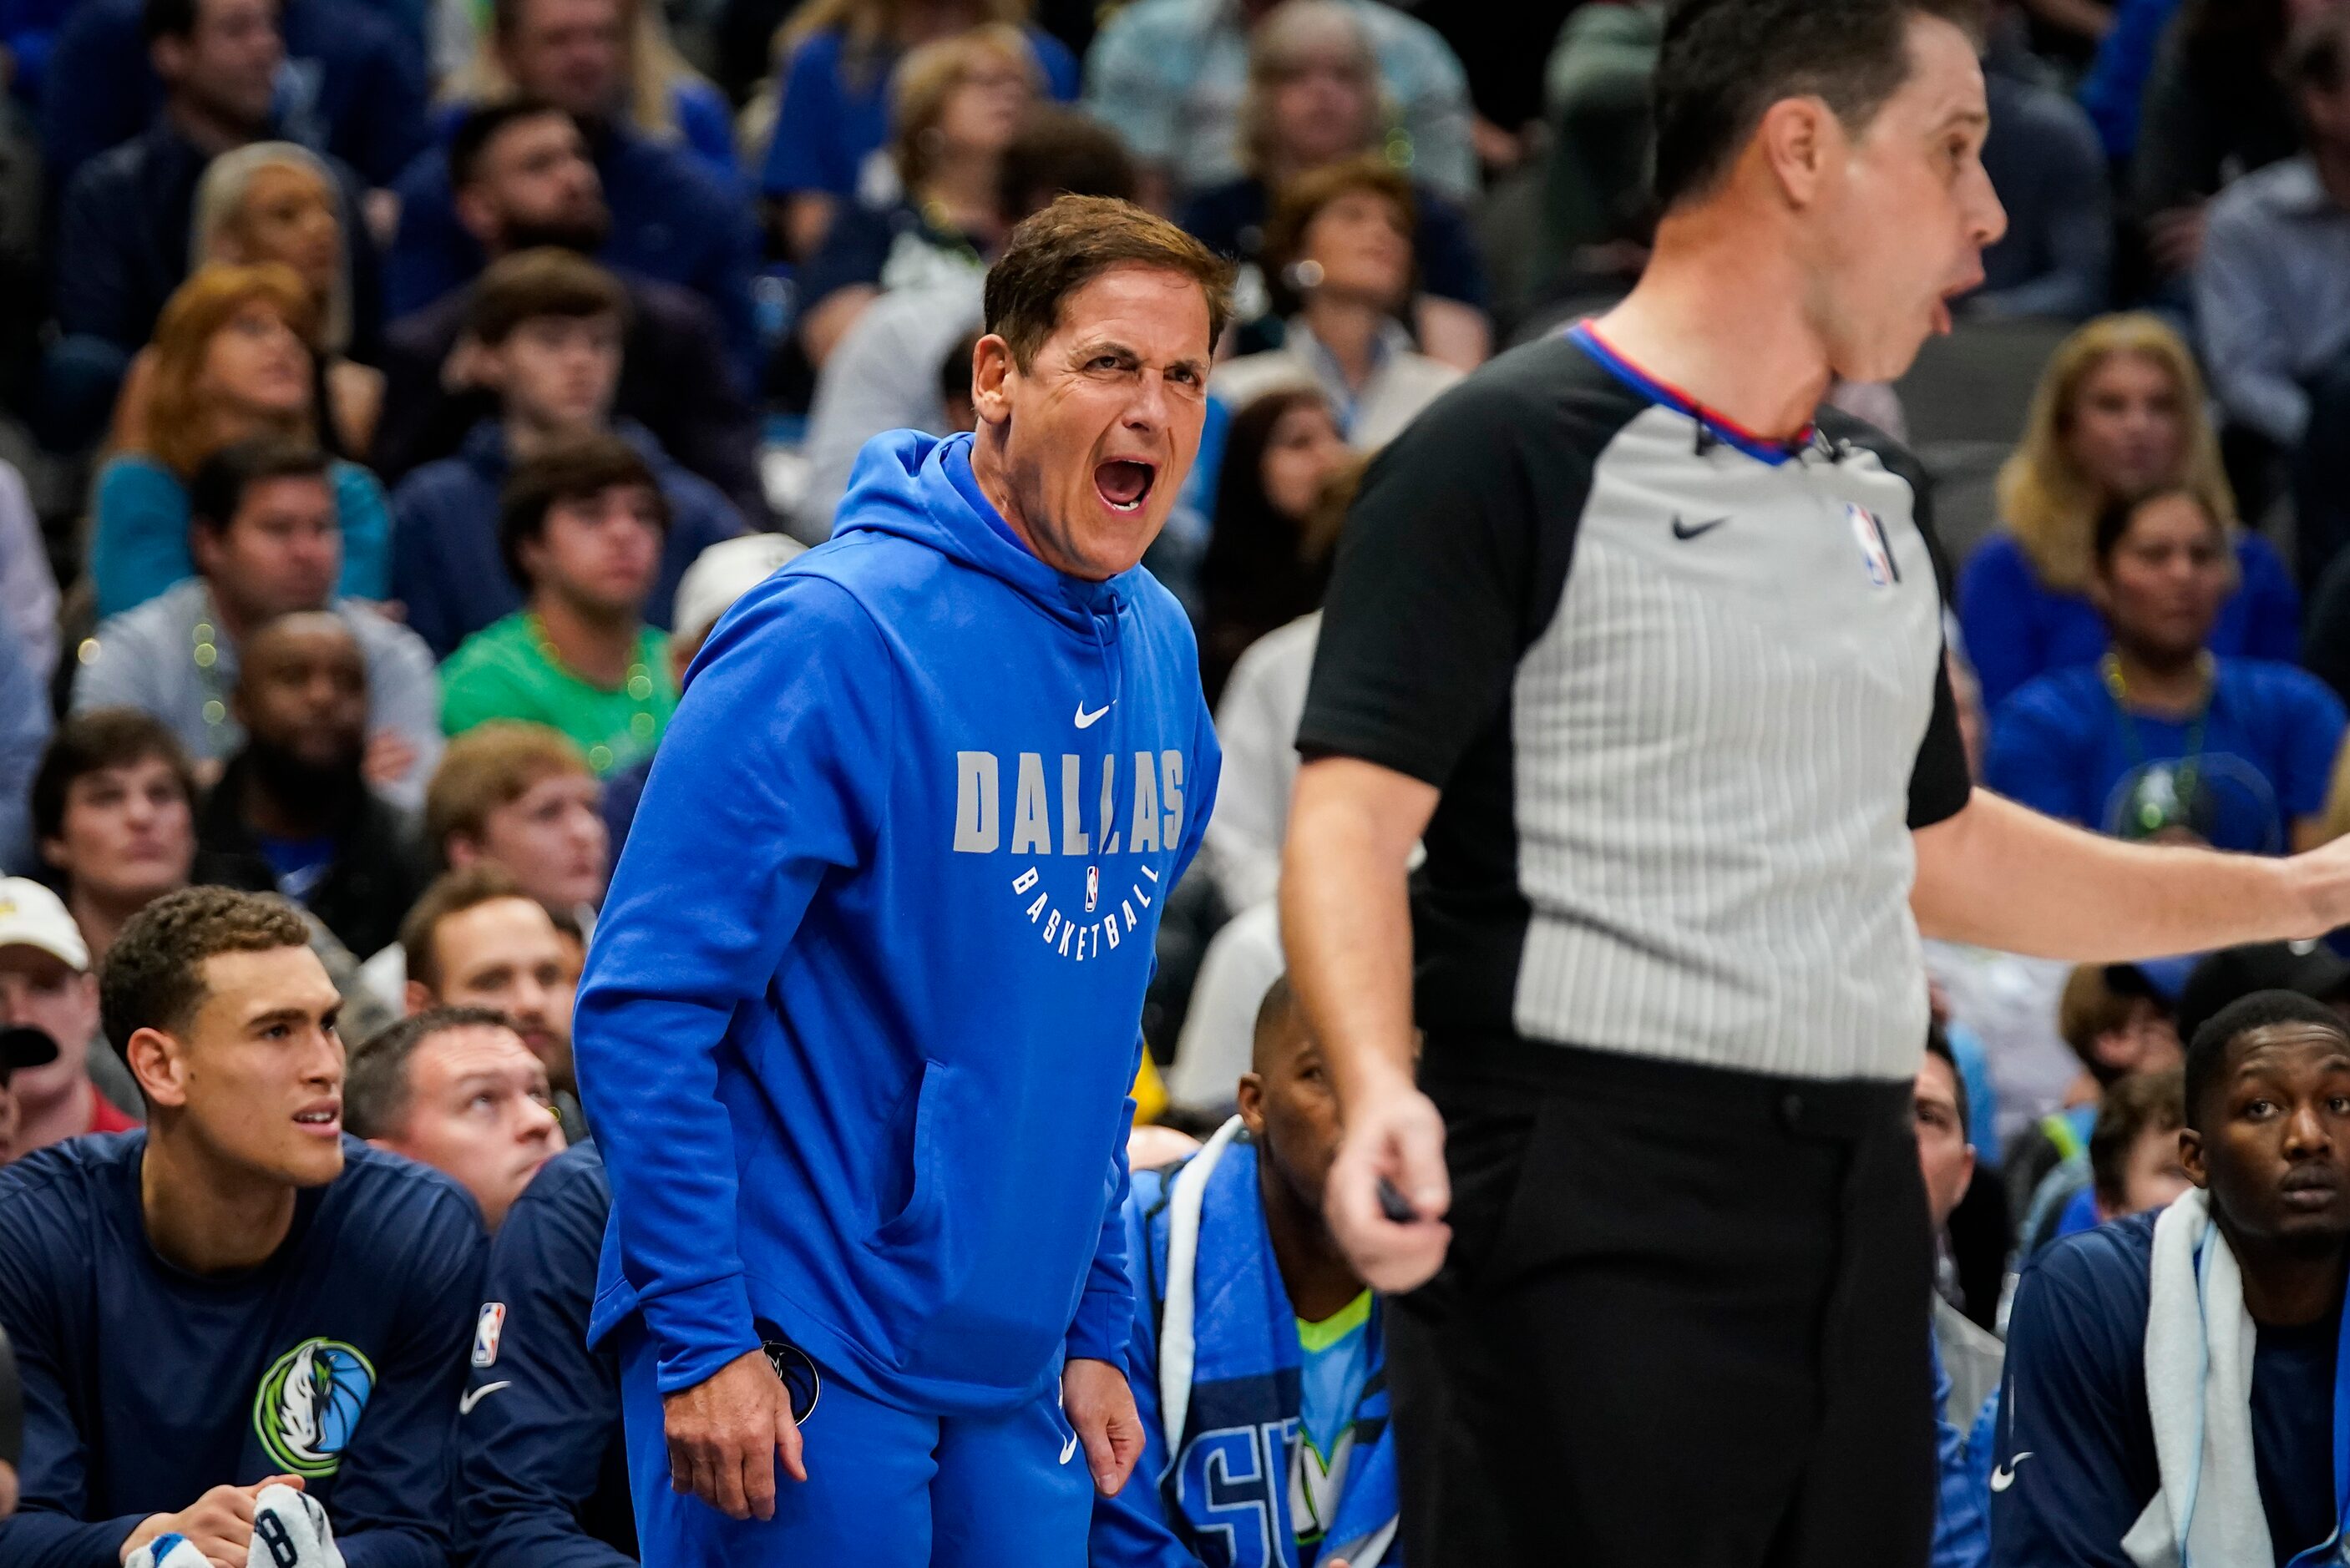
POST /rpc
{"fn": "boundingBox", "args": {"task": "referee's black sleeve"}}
[1299,372,1592,787]
[1908,653,1973,829]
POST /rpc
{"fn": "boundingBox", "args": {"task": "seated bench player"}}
[0,887,485,1568]
[1989,990,2350,1565]
[1091,975,1399,1567]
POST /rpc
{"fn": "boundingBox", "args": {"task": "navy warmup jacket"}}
[458,1142,635,1567]
[0,1133,485,1568]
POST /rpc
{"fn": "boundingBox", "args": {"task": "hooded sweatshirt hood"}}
[579,427,1221,1414]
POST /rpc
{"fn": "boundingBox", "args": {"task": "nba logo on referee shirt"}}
[1847,503,1894,588]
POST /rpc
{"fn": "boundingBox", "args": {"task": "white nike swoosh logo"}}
[1059,1433,1080,1464]
[1988,1453,2031,1492]
[458,1381,511,1416]
[1074,702,1112,729]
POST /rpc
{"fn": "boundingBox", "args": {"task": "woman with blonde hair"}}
[446,0,739,181]
[1957,312,2297,709]
[755,0,1078,259]
[89,265,393,620]
[793,22,1039,362]
[1180,0,1490,369]
[109,145,386,463]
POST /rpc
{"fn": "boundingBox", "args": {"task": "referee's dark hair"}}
[2184,990,2350,1133]
[1652,0,1988,210]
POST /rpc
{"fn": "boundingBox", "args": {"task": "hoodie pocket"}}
[874,1060,946,1247]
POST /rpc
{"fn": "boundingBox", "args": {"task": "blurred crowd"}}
[1,0,2349,1561]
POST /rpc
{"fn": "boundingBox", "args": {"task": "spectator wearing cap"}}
[439,434,679,776]
[1179,0,1490,372]
[1208,158,1461,455]
[371,99,760,518]
[383,0,758,373]
[597,531,803,854]
[194,613,432,960]
[2004,959,2187,1240]
[0,878,139,1161]
[1081,0,1474,210]
[1985,487,2346,856]
[73,437,443,809]
[346,1006,566,1230]
[389,249,742,660]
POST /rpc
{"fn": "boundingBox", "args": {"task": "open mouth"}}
[294,1102,342,1135]
[1094,459,1157,515]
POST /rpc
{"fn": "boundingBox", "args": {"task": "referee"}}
[1282,2,2350,1564]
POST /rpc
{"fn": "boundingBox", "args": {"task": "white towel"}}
[2121,1188,2271,1568]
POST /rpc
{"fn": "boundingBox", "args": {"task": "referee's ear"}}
[970,333,1016,430]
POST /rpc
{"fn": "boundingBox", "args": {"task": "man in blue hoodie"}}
[574,194,1231,1564]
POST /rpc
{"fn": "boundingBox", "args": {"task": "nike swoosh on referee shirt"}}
[1988,1453,2032,1492]
[458,1381,511,1416]
[1671,513,1732,541]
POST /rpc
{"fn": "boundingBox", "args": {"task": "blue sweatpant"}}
[617,1323,1096,1566]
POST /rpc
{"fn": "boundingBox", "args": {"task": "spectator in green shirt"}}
[439,434,678,775]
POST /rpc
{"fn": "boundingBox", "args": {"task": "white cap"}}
[672,534,805,650]
[0,878,90,972]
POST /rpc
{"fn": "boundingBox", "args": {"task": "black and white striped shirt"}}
[1299,325,1971,1083]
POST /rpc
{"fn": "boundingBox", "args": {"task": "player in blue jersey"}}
[575,195,1229,1565]
[456,1141,636,1567]
[0,886,485,1568]
[1092,976,1398,1568]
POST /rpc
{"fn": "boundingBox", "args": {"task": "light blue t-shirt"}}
[1294,1290,1373,1559]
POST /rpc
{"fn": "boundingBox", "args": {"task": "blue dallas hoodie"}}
[576,429,1221,1416]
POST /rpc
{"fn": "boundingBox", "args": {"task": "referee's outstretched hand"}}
[1324,1085,1451,1293]
[663,1348,807,1521]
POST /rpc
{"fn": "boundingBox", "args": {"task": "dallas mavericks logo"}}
[253,1338,376,1476]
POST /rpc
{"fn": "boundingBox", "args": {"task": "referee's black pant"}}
[1390,1037,1936,1567]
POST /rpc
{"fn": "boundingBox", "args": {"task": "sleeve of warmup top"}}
[575,573,896,1394]
[0,1322,20,1466]
[1297,372,1569,787]
[1085,1183,1198,1568]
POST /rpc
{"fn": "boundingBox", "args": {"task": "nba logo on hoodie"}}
[1085,867,1099,912]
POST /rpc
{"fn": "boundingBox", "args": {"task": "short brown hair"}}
[399,864,529,993]
[33,709,199,850]
[424,722,595,865]
[345,1005,519,1140]
[984,195,1235,370]
[2089,1066,2185,1211]
[467,248,631,347]
[499,432,670,589]
[100,886,311,1055]
[1261,155,1416,314]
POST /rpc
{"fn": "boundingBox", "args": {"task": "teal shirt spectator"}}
[89,454,392,620]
